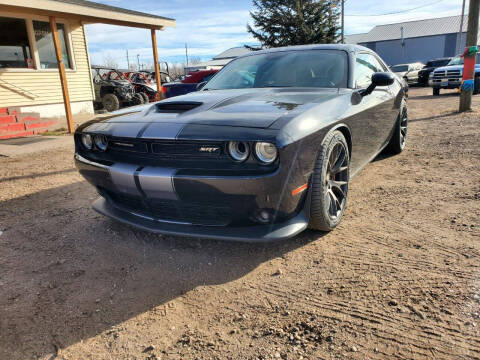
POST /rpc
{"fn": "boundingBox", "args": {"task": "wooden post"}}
[49,16,74,133]
[151,28,162,101]
[459,0,479,112]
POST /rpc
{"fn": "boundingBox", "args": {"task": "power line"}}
[345,0,447,17]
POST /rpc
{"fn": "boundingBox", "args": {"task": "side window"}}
[355,53,384,88]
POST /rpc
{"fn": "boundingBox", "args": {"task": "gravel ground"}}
[0,87,479,360]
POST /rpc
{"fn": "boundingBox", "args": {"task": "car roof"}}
[236,44,370,58]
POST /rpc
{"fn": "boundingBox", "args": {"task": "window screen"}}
[0,17,32,69]
[33,21,71,69]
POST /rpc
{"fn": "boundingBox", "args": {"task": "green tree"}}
[247,0,340,48]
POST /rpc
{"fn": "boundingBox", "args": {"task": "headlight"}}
[255,142,278,164]
[228,141,250,162]
[81,134,93,149]
[94,134,108,151]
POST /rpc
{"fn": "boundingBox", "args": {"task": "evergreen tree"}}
[247,0,340,48]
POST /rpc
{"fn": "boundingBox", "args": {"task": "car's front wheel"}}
[309,131,350,232]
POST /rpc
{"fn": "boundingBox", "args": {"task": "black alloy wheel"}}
[386,100,408,154]
[309,131,350,231]
[325,142,349,220]
[399,106,408,149]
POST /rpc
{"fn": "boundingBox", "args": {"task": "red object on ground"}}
[181,70,218,84]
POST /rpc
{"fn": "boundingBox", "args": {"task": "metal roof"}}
[346,15,467,44]
[213,47,253,60]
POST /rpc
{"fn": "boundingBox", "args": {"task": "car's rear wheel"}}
[140,92,149,103]
[433,88,440,96]
[386,100,408,154]
[309,131,350,232]
[102,93,120,112]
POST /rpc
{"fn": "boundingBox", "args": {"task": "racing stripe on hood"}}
[137,122,185,140]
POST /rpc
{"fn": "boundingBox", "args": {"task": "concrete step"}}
[0,122,26,134]
[0,115,16,124]
[16,113,40,123]
[0,131,34,140]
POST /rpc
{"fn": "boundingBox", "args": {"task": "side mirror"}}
[196,81,207,91]
[361,72,395,96]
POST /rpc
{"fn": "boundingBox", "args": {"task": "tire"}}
[433,88,440,96]
[309,131,350,232]
[102,93,120,112]
[132,93,144,106]
[386,99,408,155]
[474,77,480,95]
[140,92,149,103]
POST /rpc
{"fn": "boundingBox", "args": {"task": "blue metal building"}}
[345,15,470,66]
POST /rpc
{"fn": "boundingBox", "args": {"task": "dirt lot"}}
[1,87,479,360]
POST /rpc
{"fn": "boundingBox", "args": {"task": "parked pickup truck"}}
[429,52,480,95]
[162,70,218,98]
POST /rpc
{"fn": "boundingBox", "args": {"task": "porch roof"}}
[0,0,176,29]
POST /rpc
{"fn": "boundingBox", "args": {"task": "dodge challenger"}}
[75,44,408,242]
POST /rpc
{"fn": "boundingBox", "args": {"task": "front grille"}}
[433,70,461,79]
[105,137,226,160]
[102,189,231,226]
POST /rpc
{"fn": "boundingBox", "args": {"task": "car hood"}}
[85,88,343,130]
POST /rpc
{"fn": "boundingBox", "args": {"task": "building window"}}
[0,16,33,69]
[33,20,71,69]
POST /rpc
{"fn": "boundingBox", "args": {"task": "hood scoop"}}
[155,101,203,113]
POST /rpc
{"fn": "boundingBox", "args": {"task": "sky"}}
[85,0,469,69]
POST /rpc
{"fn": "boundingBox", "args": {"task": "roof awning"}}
[0,0,175,29]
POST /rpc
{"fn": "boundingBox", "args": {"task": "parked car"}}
[429,52,480,95]
[91,66,144,112]
[162,69,218,98]
[417,58,452,86]
[75,44,407,242]
[390,62,424,85]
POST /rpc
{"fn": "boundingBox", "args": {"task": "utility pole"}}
[185,43,189,67]
[137,54,140,71]
[457,0,467,54]
[459,0,479,112]
[341,0,344,44]
[126,49,130,69]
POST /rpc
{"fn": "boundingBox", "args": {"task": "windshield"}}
[448,53,480,66]
[390,65,409,72]
[204,49,348,90]
[426,59,450,67]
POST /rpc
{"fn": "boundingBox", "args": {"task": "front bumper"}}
[92,197,308,242]
[75,153,310,242]
[429,78,461,89]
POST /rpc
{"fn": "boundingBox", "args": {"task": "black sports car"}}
[75,44,408,242]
